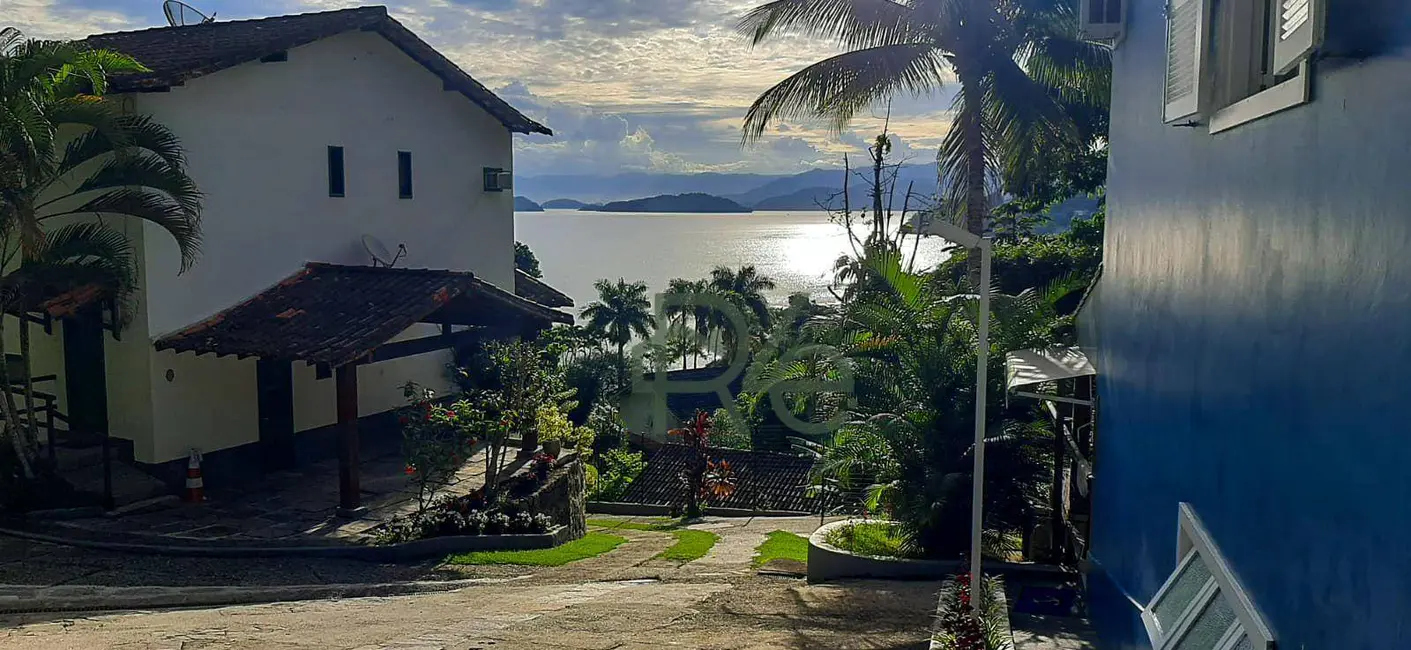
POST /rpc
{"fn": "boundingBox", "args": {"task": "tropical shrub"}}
[563,350,628,425]
[398,383,480,515]
[536,403,596,458]
[707,407,752,450]
[671,411,737,517]
[801,250,1067,558]
[590,446,646,502]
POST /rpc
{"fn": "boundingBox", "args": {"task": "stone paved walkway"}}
[36,445,496,546]
[0,516,942,650]
[1011,613,1099,649]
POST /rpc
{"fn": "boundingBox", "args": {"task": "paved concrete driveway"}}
[0,517,942,650]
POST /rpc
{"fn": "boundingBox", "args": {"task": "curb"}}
[0,523,577,563]
[0,576,527,615]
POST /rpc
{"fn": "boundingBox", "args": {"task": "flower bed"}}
[373,455,583,546]
[808,519,961,582]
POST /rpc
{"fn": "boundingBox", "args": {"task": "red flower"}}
[446,411,456,418]
[404,465,416,475]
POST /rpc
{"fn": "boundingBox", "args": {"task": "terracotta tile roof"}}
[620,444,819,513]
[153,263,569,365]
[85,6,551,135]
[514,270,574,309]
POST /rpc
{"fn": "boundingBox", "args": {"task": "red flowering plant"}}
[932,572,1007,650]
[532,452,556,480]
[399,382,482,517]
[670,411,737,518]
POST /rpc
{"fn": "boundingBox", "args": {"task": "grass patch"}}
[656,529,719,562]
[587,517,683,532]
[446,532,626,566]
[824,521,918,559]
[752,530,809,567]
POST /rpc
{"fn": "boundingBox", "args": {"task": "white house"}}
[18,6,571,510]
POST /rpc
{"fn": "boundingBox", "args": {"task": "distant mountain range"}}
[517,165,941,212]
[586,193,751,213]
[750,186,845,211]
[541,198,588,209]
[517,165,1100,223]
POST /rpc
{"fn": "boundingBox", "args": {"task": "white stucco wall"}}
[117,30,515,463]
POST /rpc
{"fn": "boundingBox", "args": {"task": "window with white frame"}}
[1163,0,1324,133]
[1142,504,1276,650]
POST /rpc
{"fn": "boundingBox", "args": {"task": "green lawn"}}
[752,530,809,567]
[656,529,719,562]
[587,518,718,563]
[823,521,916,559]
[446,532,627,566]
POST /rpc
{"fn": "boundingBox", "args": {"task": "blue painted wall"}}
[1087,2,1411,649]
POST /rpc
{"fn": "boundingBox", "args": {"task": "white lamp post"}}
[910,214,992,599]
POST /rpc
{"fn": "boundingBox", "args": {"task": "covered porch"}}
[153,262,571,515]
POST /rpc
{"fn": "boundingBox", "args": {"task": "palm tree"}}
[665,278,715,369]
[581,278,654,373]
[737,0,1110,282]
[817,249,1076,554]
[709,265,777,327]
[0,30,203,476]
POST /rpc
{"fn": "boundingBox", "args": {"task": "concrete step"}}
[63,460,173,507]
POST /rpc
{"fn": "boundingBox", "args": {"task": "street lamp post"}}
[910,215,992,601]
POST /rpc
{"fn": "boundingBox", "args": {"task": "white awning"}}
[1006,347,1096,391]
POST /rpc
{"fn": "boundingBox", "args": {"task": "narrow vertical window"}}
[327,146,345,197]
[397,151,413,199]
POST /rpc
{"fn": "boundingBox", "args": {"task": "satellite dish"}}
[361,235,406,267]
[163,0,215,27]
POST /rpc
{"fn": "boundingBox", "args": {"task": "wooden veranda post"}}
[336,363,364,517]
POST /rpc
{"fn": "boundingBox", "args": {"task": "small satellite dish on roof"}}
[362,235,406,268]
[163,0,215,27]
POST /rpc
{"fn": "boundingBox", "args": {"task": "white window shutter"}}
[1272,0,1324,75]
[1080,0,1125,41]
[1164,0,1208,123]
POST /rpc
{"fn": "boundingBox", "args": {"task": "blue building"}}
[1077,0,1411,648]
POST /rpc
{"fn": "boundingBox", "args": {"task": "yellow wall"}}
[292,323,458,432]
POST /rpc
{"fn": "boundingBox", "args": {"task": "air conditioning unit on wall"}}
[1081,0,1126,42]
[483,167,512,192]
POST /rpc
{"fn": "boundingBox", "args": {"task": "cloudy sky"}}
[9,0,958,176]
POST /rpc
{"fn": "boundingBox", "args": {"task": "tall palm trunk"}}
[0,315,34,479]
[872,144,885,240]
[959,67,989,289]
[617,340,628,387]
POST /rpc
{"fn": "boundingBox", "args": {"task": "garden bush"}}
[590,446,646,502]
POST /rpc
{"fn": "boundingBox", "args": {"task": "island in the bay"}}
[541,198,588,209]
[583,193,751,213]
[513,196,544,211]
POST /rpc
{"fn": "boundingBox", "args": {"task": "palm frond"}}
[737,0,932,50]
[42,188,202,270]
[742,43,948,142]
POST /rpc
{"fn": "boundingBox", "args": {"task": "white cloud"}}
[21,0,958,174]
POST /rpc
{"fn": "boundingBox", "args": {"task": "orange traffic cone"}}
[184,449,205,503]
